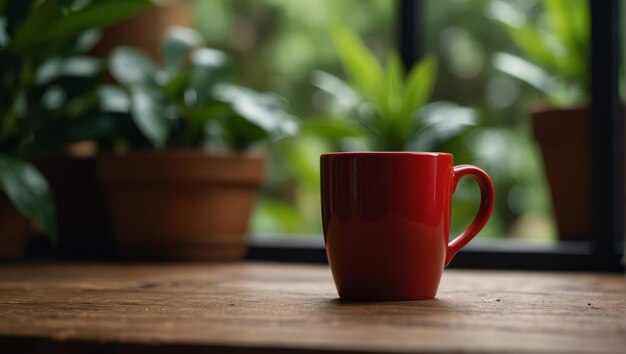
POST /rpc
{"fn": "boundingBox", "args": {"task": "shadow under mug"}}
[321,152,495,301]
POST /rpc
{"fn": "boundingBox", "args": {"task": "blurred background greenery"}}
[190,0,563,241]
[1,0,574,245]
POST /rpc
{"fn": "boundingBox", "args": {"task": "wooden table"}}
[0,262,624,354]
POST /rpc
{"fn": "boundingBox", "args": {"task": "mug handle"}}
[445,165,495,267]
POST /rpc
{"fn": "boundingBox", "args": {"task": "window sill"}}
[247,237,624,271]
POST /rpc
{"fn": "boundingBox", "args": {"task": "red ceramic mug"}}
[321,152,495,300]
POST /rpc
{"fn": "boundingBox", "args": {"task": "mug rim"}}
[321,151,452,158]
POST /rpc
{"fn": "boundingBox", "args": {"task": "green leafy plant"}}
[489,0,589,107]
[0,0,151,239]
[101,26,298,151]
[309,27,475,151]
[254,27,476,235]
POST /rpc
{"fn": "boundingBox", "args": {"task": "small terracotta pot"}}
[35,156,114,258]
[99,151,265,261]
[0,194,30,260]
[532,107,591,241]
[532,106,626,241]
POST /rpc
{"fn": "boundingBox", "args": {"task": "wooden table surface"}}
[0,262,624,354]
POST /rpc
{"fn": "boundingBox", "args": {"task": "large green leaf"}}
[214,84,299,141]
[490,0,590,106]
[189,48,230,101]
[225,113,269,150]
[36,56,101,85]
[97,84,130,113]
[385,52,404,120]
[493,52,584,107]
[567,0,589,89]
[161,26,203,70]
[10,0,152,54]
[310,71,360,114]
[161,72,190,100]
[332,26,386,109]
[130,85,169,148]
[544,0,572,50]
[493,52,552,92]
[544,0,588,59]
[7,0,58,52]
[490,0,588,87]
[400,54,436,120]
[543,0,588,84]
[489,1,558,71]
[503,23,563,76]
[0,155,56,240]
[108,47,158,86]
[566,0,589,57]
[407,101,476,151]
[0,18,9,48]
[66,28,102,55]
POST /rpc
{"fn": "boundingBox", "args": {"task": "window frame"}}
[247,0,624,272]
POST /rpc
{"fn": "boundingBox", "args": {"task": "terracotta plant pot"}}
[0,194,30,260]
[532,107,626,241]
[532,107,591,241]
[35,156,114,258]
[99,151,265,261]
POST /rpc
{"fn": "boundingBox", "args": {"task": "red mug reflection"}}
[321,152,495,301]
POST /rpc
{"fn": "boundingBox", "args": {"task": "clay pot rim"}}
[530,105,589,116]
[530,105,589,142]
[101,150,265,161]
[99,150,266,185]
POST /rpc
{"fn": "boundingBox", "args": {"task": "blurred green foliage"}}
[490,0,589,107]
[311,27,475,152]
[193,0,394,116]
[0,0,152,239]
[192,0,559,241]
[101,27,298,151]
[426,0,558,240]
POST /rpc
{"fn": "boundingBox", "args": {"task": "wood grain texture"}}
[0,262,624,354]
